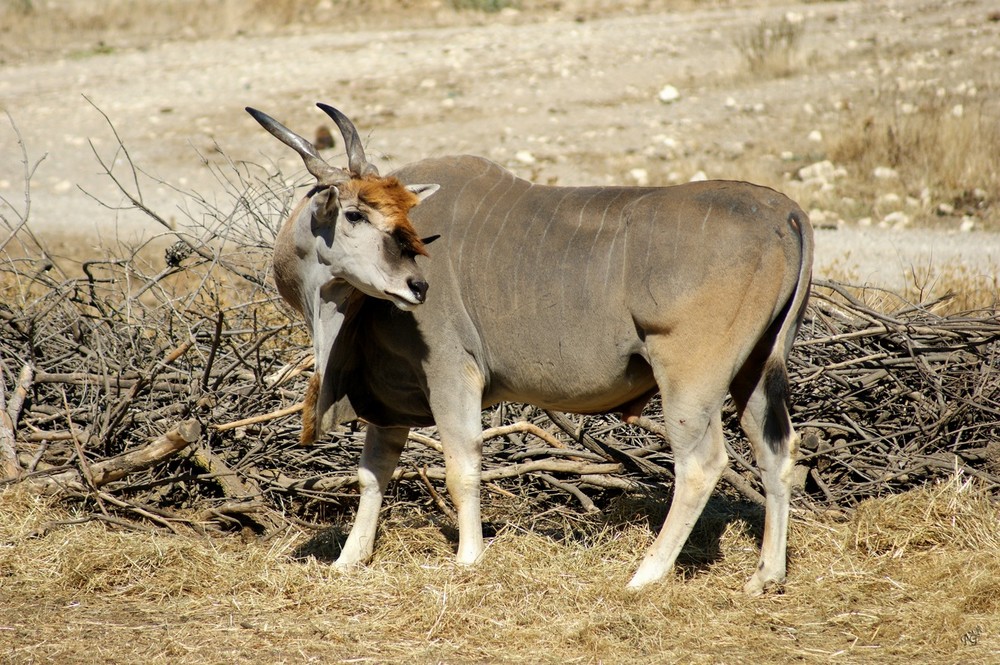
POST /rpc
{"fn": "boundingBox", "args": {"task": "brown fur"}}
[351,175,428,257]
[300,372,320,445]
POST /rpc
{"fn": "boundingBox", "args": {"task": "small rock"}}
[688,170,707,182]
[514,150,536,165]
[629,168,649,186]
[722,141,745,159]
[807,130,823,143]
[960,216,976,232]
[797,160,845,185]
[314,125,335,150]
[873,166,898,179]
[937,202,955,215]
[657,85,681,104]
[952,104,964,118]
[882,211,911,229]
[808,209,842,229]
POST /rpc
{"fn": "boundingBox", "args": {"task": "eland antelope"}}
[247,103,813,594]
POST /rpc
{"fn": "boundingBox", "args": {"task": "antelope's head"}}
[247,103,439,310]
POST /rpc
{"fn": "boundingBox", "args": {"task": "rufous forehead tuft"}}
[345,175,428,257]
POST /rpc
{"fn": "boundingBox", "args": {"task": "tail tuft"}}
[300,373,319,445]
[762,358,792,453]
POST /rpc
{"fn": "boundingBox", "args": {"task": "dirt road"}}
[1,0,997,291]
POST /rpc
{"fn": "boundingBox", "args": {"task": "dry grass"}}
[735,14,805,78]
[829,91,1000,230]
[819,257,1000,315]
[2,474,998,663]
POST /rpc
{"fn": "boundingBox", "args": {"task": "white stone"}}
[937,202,956,215]
[808,209,842,229]
[873,166,899,179]
[882,211,911,229]
[514,150,536,165]
[629,168,650,186]
[688,170,707,182]
[657,85,681,103]
[807,130,823,143]
[952,104,964,118]
[960,216,976,232]
[798,160,845,183]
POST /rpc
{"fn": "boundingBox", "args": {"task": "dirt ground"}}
[1,0,999,293]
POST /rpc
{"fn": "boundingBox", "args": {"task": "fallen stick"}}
[213,403,303,432]
[259,459,623,495]
[6,363,33,427]
[20,419,202,494]
[0,366,21,480]
[407,420,565,454]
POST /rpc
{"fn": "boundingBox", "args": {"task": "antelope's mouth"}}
[385,290,423,311]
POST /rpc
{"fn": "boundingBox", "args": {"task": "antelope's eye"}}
[345,210,367,224]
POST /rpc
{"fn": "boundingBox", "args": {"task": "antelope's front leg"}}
[437,411,485,564]
[430,368,487,564]
[336,425,409,567]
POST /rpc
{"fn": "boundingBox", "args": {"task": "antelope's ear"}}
[406,183,440,203]
[309,185,342,222]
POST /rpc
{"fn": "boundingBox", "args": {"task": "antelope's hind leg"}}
[627,339,730,589]
[732,361,799,596]
[336,425,409,567]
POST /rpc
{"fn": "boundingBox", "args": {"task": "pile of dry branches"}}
[2,116,998,538]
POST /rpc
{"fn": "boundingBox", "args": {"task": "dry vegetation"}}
[2,0,1000,662]
[828,88,1000,229]
[3,477,1000,663]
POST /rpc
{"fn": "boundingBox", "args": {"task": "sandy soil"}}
[1,0,998,291]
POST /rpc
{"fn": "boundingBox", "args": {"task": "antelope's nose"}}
[408,277,429,303]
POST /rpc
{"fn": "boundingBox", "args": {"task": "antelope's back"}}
[393,155,807,407]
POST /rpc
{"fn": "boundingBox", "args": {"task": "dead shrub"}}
[735,14,804,77]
